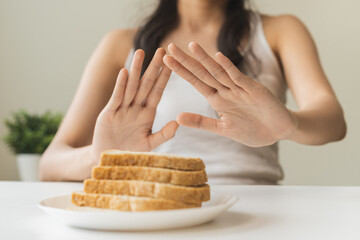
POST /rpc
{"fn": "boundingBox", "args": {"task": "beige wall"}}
[1,0,359,185]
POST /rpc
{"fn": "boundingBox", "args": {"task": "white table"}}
[0,182,359,240]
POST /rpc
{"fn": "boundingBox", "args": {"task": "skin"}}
[39,0,346,181]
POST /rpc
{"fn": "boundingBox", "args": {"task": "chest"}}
[160,30,219,58]
[160,71,217,116]
[151,71,219,133]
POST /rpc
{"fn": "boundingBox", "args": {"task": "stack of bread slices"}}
[72,150,210,211]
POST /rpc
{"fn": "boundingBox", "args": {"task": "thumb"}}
[149,120,179,149]
[177,112,219,133]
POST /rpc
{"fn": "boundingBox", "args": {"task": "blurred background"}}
[0,0,359,185]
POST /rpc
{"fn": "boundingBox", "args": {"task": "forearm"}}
[285,99,346,145]
[39,143,97,181]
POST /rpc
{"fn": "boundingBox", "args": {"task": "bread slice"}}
[92,166,207,186]
[72,192,201,211]
[84,179,210,204]
[100,150,205,171]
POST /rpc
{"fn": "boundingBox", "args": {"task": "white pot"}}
[16,154,41,181]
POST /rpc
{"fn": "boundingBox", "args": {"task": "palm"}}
[164,42,296,147]
[104,108,158,150]
[92,48,178,159]
[209,84,294,146]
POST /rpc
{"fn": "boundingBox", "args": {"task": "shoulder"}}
[98,28,137,68]
[261,14,307,30]
[260,14,314,55]
[103,28,137,43]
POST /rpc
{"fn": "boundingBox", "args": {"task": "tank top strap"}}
[249,11,284,81]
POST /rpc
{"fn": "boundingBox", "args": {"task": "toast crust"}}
[84,179,210,203]
[100,150,205,171]
[71,192,201,211]
[92,166,208,186]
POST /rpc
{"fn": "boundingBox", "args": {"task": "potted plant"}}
[3,110,62,181]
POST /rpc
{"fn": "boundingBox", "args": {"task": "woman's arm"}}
[39,29,133,181]
[162,15,346,147]
[263,15,346,144]
[40,28,177,181]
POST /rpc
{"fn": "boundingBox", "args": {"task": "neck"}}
[177,0,227,32]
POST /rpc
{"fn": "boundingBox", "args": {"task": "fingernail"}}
[164,55,173,61]
[135,49,144,57]
[163,55,170,63]
[120,68,127,75]
[188,41,194,47]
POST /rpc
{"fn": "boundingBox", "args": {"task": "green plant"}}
[3,110,62,154]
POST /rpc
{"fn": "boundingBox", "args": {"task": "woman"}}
[39,0,346,184]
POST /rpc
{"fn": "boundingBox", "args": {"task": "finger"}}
[133,48,166,105]
[122,49,145,106]
[105,68,128,112]
[188,42,237,89]
[177,112,220,134]
[168,43,226,91]
[215,51,254,91]
[145,64,172,108]
[149,120,179,149]
[163,55,216,98]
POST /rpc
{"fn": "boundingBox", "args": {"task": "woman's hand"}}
[163,42,297,147]
[91,48,179,159]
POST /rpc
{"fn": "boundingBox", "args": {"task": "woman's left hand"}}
[163,42,297,147]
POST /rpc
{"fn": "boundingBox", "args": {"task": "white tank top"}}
[125,12,287,185]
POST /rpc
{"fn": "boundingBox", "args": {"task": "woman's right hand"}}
[91,48,178,160]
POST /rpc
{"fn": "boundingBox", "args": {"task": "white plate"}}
[38,191,238,231]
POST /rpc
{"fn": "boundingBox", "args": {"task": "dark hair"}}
[134,0,251,76]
